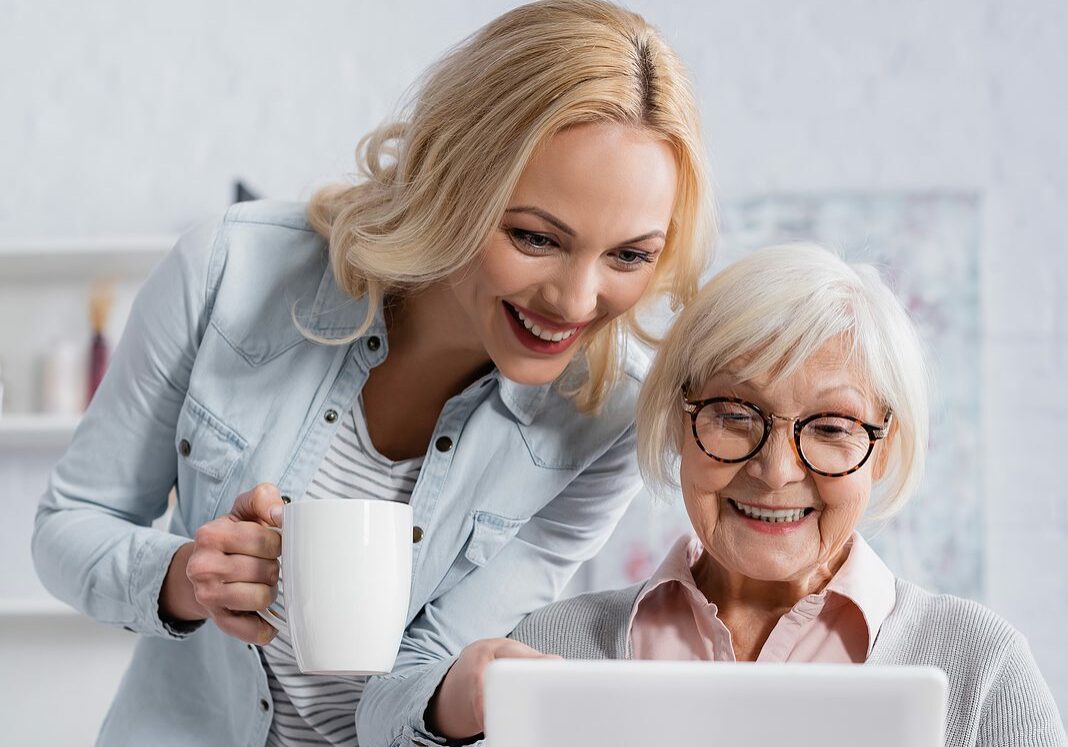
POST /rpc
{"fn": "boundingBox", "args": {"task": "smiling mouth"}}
[503,301,584,343]
[727,498,816,524]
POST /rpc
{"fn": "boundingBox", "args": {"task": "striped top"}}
[261,396,423,746]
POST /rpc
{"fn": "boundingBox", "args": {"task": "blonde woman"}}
[31,2,713,745]
[438,245,1066,746]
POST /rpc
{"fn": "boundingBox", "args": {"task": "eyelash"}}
[504,227,656,271]
[507,228,556,253]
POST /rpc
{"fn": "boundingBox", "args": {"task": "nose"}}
[540,257,601,323]
[745,422,807,489]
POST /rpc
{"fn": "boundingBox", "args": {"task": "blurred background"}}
[1,0,1065,743]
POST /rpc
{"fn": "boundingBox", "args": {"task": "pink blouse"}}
[628,533,896,663]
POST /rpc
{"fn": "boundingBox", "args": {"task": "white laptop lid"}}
[484,660,947,747]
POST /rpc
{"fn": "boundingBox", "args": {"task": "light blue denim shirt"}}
[32,200,646,747]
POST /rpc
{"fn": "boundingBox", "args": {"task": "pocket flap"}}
[464,511,527,567]
[175,397,247,481]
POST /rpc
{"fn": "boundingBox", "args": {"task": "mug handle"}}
[256,526,287,633]
[257,605,287,633]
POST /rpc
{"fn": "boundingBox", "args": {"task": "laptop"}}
[484,659,947,747]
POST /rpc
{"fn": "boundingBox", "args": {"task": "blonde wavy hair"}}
[306,0,714,412]
[637,244,930,519]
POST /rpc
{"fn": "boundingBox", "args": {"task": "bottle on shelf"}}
[88,282,114,405]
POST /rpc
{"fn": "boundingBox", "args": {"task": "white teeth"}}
[732,500,807,523]
[513,307,578,343]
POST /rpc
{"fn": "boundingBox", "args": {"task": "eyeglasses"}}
[682,395,893,478]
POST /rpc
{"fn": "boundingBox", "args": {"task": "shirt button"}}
[367,336,381,351]
[435,436,453,452]
[178,439,192,457]
[324,409,339,424]
[259,698,270,712]
[412,526,424,543]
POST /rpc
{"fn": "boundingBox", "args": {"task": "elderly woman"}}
[428,244,1066,747]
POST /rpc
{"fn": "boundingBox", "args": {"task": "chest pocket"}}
[429,511,528,601]
[465,511,527,566]
[174,397,248,529]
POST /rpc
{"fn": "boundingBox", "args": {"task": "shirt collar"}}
[635,535,710,609]
[299,255,385,338]
[496,379,554,425]
[823,533,897,656]
[300,263,553,425]
[632,532,897,657]
[626,535,707,656]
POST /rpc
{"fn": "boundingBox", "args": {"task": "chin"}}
[743,551,812,582]
[492,343,578,385]
[496,360,571,386]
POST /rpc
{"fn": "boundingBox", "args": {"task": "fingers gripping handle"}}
[257,526,287,633]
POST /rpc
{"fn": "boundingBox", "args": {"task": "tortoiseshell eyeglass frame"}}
[681,393,893,478]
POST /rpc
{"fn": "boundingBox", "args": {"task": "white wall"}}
[3,0,1065,737]
[0,615,135,746]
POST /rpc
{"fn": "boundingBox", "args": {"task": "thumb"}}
[230,483,285,527]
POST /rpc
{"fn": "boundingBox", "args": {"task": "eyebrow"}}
[817,384,869,401]
[505,206,666,245]
[711,376,871,405]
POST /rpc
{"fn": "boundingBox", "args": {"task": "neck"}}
[691,544,850,616]
[385,284,494,393]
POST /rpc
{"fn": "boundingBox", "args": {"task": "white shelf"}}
[0,236,175,282]
[0,414,80,449]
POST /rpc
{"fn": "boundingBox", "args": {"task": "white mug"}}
[258,498,413,675]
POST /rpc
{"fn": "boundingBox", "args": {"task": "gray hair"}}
[636,243,929,518]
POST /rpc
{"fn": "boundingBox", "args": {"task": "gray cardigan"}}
[509,578,1067,747]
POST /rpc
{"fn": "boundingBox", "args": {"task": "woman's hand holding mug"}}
[162,482,285,645]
